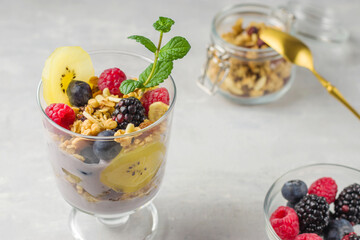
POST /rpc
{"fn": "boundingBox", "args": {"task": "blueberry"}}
[286,201,296,209]
[66,80,92,107]
[80,145,99,164]
[93,130,122,161]
[281,180,308,204]
[324,219,354,240]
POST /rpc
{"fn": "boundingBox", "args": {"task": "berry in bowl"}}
[37,17,190,240]
[264,164,360,240]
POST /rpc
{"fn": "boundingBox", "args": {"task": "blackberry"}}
[112,97,145,129]
[295,194,330,234]
[335,183,360,225]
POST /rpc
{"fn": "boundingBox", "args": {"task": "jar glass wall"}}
[199,4,296,104]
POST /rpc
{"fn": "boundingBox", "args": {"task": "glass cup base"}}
[69,203,159,240]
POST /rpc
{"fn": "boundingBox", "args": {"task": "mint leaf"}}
[139,63,153,84]
[153,17,175,33]
[144,61,173,88]
[120,80,143,95]
[128,35,157,53]
[159,36,191,61]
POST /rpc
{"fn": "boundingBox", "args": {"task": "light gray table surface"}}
[1,0,359,239]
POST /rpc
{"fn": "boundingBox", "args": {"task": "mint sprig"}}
[120,16,190,95]
[128,35,157,53]
[159,36,191,61]
[153,17,175,33]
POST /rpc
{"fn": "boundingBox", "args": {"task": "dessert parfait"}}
[38,17,190,218]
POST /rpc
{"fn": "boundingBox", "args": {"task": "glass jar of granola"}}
[198,4,296,104]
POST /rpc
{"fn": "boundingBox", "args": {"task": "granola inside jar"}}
[198,4,296,104]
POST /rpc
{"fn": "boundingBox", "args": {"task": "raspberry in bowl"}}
[37,16,190,240]
[264,164,360,240]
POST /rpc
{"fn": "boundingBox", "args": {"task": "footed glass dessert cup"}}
[37,50,176,240]
[264,163,360,240]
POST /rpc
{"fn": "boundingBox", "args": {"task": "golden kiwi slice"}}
[42,46,94,105]
[100,142,166,193]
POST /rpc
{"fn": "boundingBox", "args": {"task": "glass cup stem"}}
[97,214,130,227]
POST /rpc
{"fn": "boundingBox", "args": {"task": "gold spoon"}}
[259,27,360,120]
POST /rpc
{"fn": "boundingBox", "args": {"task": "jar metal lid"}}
[283,0,349,43]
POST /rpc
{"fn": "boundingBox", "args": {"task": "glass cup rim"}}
[263,163,360,239]
[37,49,177,140]
[211,3,284,56]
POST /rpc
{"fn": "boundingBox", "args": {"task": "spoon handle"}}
[313,71,360,120]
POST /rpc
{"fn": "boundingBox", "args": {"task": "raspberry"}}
[270,206,299,240]
[308,177,338,204]
[295,194,330,234]
[98,67,127,96]
[141,88,169,114]
[335,183,360,225]
[342,232,360,240]
[45,103,75,130]
[112,97,146,129]
[295,233,322,240]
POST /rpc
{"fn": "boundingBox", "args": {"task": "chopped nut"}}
[62,168,81,184]
[139,120,154,129]
[71,138,87,150]
[82,111,104,129]
[76,185,84,194]
[93,90,102,97]
[103,88,111,97]
[95,94,106,103]
[91,123,102,135]
[72,107,80,114]
[125,123,135,134]
[254,76,267,91]
[102,100,115,107]
[73,154,85,161]
[104,119,117,129]
[88,98,99,108]
[83,129,92,135]
[98,107,110,113]
[108,96,121,103]
[71,120,82,134]
[232,18,243,34]
[250,90,264,97]
[114,129,126,137]
[89,76,99,88]
[82,192,99,202]
[85,105,94,114]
